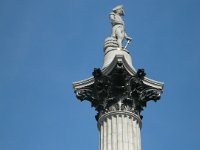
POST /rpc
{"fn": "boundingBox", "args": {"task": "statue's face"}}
[116,8,124,16]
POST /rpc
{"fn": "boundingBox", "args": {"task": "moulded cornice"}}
[73,54,164,91]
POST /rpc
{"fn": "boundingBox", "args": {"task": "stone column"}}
[73,51,163,150]
[98,111,142,150]
[73,5,164,150]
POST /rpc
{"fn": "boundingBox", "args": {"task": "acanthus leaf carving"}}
[74,64,163,121]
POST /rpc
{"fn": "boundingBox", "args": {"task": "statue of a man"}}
[109,5,132,49]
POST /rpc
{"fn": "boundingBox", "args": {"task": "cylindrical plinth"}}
[98,111,142,150]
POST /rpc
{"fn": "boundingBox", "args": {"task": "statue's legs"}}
[115,27,125,49]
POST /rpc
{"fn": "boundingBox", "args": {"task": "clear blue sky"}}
[0,0,200,150]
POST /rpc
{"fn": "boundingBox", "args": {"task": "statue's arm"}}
[125,33,132,41]
[109,14,116,23]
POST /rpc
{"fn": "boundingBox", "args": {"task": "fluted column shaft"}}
[98,111,142,150]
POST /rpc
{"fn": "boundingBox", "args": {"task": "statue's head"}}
[112,5,125,16]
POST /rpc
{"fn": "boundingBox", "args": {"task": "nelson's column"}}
[73,5,164,150]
